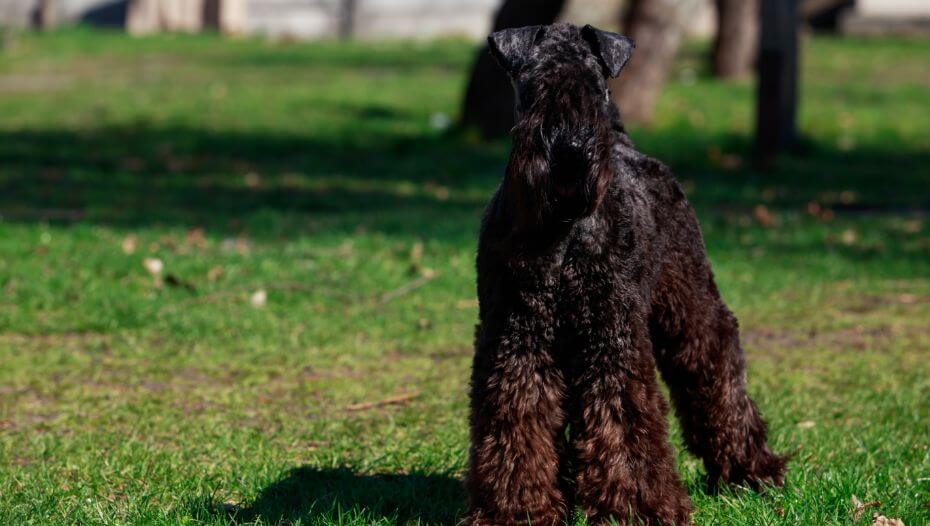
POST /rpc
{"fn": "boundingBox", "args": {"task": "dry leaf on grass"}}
[457,299,479,309]
[871,514,904,526]
[850,495,881,522]
[143,258,164,287]
[207,266,224,282]
[753,205,777,227]
[250,290,267,308]
[410,241,424,263]
[346,391,420,411]
[121,235,138,254]
[842,229,859,246]
[143,258,163,276]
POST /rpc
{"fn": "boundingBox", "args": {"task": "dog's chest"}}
[556,216,616,293]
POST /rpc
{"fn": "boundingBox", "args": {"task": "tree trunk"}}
[612,0,702,124]
[127,0,204,35]
[203,0,248,35]
[34,0,59,30]
[712,0,759,79]
[459,0,567,138]
[754,0,799,161]
[338,0,357,39]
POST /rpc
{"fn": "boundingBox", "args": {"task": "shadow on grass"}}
[201,466,464,525]
[2,120,928,241]
[0,123,505,238]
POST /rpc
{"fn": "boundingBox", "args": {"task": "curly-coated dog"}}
[467,23,786,526]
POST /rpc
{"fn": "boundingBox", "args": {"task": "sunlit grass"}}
[0,29,928,525]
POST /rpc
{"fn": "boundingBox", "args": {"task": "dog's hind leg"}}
[649,254,787,490]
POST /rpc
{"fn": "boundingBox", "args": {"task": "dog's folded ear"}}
[488,25,544,77]
[582,24,635,78]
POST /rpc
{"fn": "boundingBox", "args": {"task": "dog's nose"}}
[552,137,588,168]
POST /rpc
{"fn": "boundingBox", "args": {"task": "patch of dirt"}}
[743,323,923,356]
[743,327,812,352]
[0,331,110,347]
[0,73,75,93]
[430,347,471,362]
[842,293,930,314]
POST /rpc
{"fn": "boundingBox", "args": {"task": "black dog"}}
[466,23,786,526]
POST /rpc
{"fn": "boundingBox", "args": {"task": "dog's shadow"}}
[214,466,464,525]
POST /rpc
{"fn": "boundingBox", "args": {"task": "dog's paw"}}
[710,447,788,492]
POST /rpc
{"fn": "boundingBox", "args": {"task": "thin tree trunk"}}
[712,0,759,79]
[127,0,204,35]
[339,0,357,39]
[612,0,702,124]
[34,0,59,30]
[460,0,567,138]
[755,0,799,161]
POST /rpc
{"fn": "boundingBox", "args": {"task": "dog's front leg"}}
[569,308,691,526]
[466,287,567,526]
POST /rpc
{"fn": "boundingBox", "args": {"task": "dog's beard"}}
[505,128,609,231]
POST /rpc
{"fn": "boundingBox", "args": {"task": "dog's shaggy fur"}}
[467,23,786,526]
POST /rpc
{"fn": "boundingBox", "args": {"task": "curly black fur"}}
[466,23,786,526]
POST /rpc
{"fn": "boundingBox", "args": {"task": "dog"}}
[466,23,786,526]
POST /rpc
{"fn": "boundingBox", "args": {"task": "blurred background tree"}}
[711,0,759,78]
[460,0,745,134]
[460,0,568,138]
[612,0,705,123]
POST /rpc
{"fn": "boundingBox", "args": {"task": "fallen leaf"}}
[850,495,881,522]
[840,190,857,204]
[221,237,251,254]
[186,228,206,249]
[207,266,224,282]
[841,229,858,246]
[121,235,138,255]
[898,294,919,304]
[753,205,776,227]
[244,172,261,188]
[410,241,424,263]
[871,514,904,526]
[457,299,479,309]
[346,391,420,411]
[903,220,922,234]
[143,258,164,276]
[250,290,267,308]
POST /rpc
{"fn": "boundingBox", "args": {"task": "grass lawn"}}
[1,28,929,525]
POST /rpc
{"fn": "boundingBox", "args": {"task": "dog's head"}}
[489,23,634,230]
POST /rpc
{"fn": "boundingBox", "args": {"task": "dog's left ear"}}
[488,25,544,77]
[582,24,635,78]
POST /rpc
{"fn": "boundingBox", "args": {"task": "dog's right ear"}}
[581,24,635,78]
[487,25,544,77]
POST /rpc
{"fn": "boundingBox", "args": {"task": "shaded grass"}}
[0,29,929,525]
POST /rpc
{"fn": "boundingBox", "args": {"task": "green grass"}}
[1,28,929,525]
